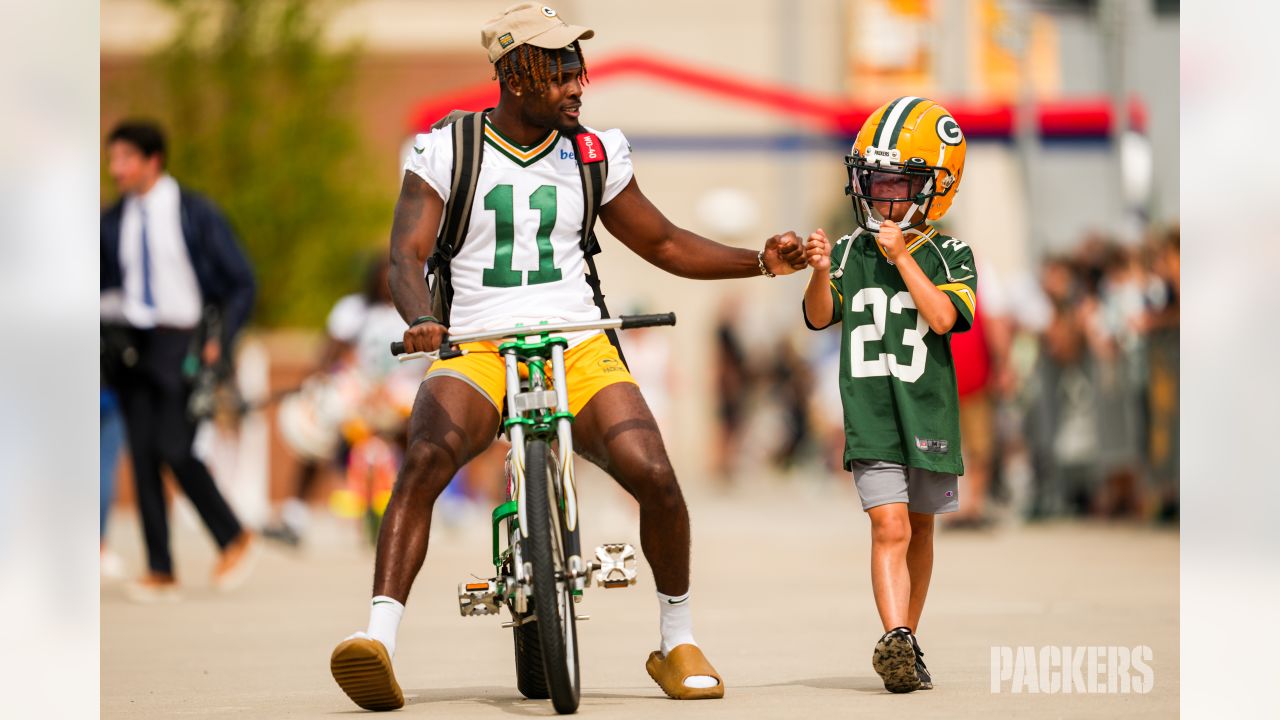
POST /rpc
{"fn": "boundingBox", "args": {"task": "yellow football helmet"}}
[845,96,967,232]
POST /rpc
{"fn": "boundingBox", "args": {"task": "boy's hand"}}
[877,221,906,261]
[805,228,832,271]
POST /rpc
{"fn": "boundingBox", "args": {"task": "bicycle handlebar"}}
[390,312,676,357]
[618,312,677,330]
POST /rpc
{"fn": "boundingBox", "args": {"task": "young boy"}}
[802,97,974,694]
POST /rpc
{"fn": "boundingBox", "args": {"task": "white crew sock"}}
[364,595,405,658]
[657,590,717,689]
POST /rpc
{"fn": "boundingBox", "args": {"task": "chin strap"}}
[859,173,936,233]
[860,205,928,233]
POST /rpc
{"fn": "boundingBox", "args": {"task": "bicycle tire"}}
[524,439,580,714]
[513,618,549,699]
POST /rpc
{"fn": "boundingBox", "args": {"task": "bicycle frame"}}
[394,315,671,594]
[496,331,585,613]
[393,313,671,711]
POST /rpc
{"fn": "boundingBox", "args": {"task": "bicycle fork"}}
[549,344,588,595]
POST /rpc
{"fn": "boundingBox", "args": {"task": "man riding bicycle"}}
[330,2,806,710]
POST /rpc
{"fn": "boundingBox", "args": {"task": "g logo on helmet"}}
[936,115,963,146]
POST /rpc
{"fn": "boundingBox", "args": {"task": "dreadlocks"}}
[494,43,589,94]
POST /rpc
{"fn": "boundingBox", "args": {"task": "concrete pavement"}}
[102,473,1178,718]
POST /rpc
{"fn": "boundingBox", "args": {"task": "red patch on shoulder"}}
[575,133,605,164]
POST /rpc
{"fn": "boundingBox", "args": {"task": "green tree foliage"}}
[146,0,389,327]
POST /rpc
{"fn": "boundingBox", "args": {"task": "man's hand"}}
[762,231,807,276]
[403,320,447,354]
[876,222,907,261]
[805,228,832,272]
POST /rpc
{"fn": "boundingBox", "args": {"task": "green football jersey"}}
[805,227,978,474]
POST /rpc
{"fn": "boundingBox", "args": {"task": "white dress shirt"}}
[119,174,203,329]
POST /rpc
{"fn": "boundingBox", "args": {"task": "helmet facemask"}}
[844,149,955,233]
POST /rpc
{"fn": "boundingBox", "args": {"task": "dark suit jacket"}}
[101,185,256,348]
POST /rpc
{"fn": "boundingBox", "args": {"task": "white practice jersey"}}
[405,118,633,346]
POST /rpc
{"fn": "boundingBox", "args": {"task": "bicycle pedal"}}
[592,543,637,589]
[458,580,501,617]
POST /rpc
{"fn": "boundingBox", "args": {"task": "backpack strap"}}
[571,131,628,366]
[573,131,607,255]
[426,110,487,325]
[436,110,486,263]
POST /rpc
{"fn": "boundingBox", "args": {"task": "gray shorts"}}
[850,460,959,514]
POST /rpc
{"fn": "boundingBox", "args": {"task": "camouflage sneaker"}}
[910,633,932,690]
[872,627,922,693]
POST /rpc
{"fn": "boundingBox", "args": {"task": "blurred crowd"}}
[103,213,1180,575]
[103,224,1180,576]
[707,224,1181,526]
[266,223,1182,537]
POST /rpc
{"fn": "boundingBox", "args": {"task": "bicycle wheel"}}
[513,618,548,699]
[524,439,580,714]
[512,516,548,700]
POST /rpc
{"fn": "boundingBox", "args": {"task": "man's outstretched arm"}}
[598,176,805,279]
[389,171,448,352]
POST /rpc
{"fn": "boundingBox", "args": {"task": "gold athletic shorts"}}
[425,332,635,416]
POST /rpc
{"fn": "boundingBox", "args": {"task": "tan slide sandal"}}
[330,635,404,711]
[645,644,725,700]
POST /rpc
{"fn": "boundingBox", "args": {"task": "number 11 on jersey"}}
[483,184,562,288]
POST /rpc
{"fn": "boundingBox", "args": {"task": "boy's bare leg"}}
[868,504,935,693]
[868,503,913,631]
[906,512,936,632]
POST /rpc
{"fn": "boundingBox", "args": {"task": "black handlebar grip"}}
[619,312,677,329]
[390,340,406,356]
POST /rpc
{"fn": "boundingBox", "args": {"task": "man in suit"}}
[101,120,258,600]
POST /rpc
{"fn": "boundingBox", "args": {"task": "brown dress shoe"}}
[126,572,180,603]
[212,532,259,592]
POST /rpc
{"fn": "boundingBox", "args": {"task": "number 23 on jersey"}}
[848,287,928,383]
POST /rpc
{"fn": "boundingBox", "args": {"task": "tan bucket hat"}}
[481,3,595,63]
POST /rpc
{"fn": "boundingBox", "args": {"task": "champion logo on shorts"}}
[575,132,604,163]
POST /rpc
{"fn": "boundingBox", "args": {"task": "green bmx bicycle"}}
[391,312,676,714]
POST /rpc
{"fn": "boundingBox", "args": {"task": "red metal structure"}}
[408,52,1146,140]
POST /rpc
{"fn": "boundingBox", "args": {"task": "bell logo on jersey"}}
[575,133,604,164]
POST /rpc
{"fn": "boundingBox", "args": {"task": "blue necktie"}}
[140,206,154,308]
